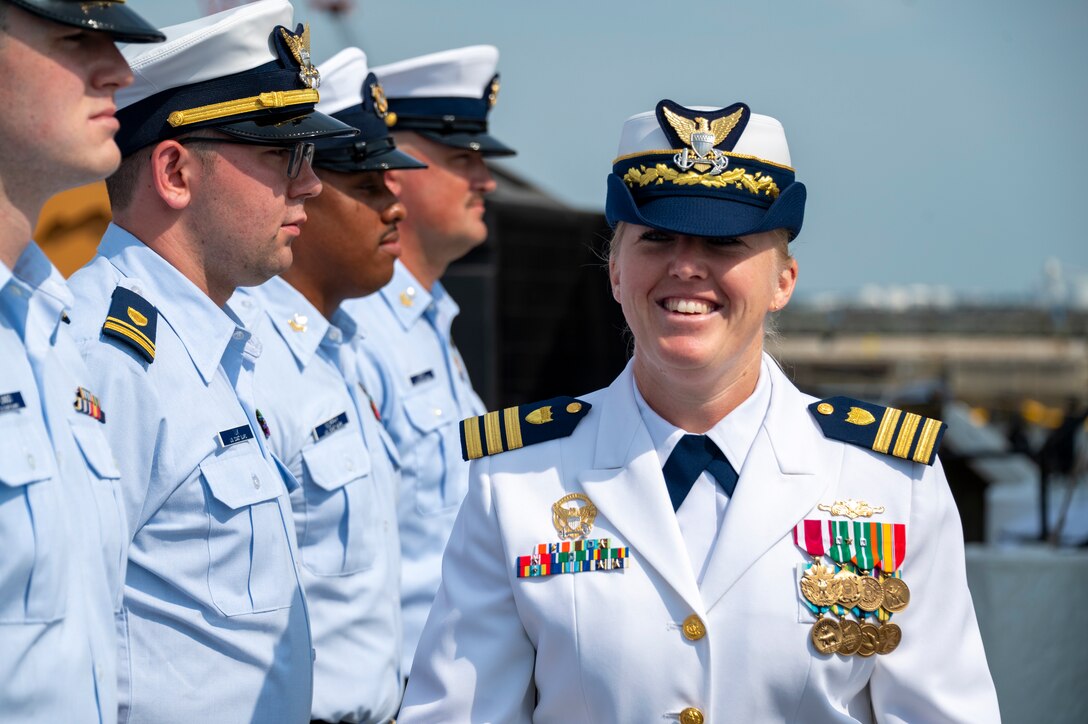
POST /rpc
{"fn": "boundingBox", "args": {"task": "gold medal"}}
[856,622,880,657]
[811,617,843,655]
[877,622,902,654]
[800,562,842,607]
[835,569,862,608]
[880,576,911,613]
[856,575,884,613]
[837,619,863,656]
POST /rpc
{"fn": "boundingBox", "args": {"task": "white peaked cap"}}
[615,107,793,167]
[316,47,370,116]
[116,0,294,111]
[373,45,500,99]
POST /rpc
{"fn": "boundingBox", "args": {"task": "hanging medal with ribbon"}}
[851,521,884,613]
[876,522,911,615]
[793,520,842,654]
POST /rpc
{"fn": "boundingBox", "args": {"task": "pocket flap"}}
[200,452,282,510]
[0,415,56,487]
[403,390,457,433]
[302,432,371,492]
[69,420,121,480]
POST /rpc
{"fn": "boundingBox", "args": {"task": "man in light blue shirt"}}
[65,2,355,721]
[0,1,162,721]
[342,44,516,674]
[231,46,424,723]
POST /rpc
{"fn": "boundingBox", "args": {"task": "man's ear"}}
[149,140,201,211]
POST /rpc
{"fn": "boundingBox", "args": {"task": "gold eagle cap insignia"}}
[662,105,744,148]
[280,25,320,89]
[552,493,597,541]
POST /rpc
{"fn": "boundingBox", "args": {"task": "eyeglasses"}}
[177,137,316,179]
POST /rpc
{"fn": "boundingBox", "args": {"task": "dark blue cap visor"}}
[8,0,165,42]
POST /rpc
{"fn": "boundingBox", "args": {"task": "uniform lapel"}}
[700,361,841,612]
[576,366,703,612]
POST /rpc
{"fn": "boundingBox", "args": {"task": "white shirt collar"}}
[633,355,773,473]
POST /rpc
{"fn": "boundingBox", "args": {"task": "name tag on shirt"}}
[0,391,26,414]
[410,369,435,386]
[311,412,349,442]
[218,424,255,448]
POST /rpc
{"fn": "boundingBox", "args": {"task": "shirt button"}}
[345,457,354,472]
[232,330,244,340]
[251,474,261,489]
[680,707,705,724]
[26,453,36,469]
[433,408,443,417]
[682,614,706,641]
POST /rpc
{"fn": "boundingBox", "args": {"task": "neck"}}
[396,224,444,291]
[0,180,44,270]
[280,267,338,321]
[633,347,765,433]
[114,215,233,307]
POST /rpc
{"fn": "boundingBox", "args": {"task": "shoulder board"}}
[808,396,946,466]
[101,286,157,363]
[460,396,591,461]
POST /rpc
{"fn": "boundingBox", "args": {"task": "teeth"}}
[665,298,713,314]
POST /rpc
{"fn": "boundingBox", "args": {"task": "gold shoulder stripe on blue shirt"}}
[101,286,157,363]
[808,396,946,466]
[460,396,591,461]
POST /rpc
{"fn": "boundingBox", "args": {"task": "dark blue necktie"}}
[662,434,739,511]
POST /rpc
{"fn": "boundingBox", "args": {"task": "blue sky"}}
[127,0,1087,297]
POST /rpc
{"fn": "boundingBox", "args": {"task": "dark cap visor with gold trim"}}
[7,0,165,42]
[115,22,357,156]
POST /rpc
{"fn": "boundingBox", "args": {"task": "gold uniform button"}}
[680,707,705,724]
[817,402,834,415]
[682,614,706,641]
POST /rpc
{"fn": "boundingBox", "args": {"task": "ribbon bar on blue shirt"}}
[0,391,26,414]
[218,424,256,448]
[311,411,349,442]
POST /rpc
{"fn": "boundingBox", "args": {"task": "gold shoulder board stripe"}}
[103,318,156,359]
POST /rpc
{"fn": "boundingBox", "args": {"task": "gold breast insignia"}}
[818,499,886,519]
[552,493,597,541]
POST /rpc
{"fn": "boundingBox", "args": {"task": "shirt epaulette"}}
[460,396,591,461]
[101,286,157,363]
[808,396,946,466]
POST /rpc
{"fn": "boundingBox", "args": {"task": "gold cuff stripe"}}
[612,148,795,172]
[913,418,943,464]
[873,407,902,454]
[484,411,503,456]
[103,320,155,358]
[893,413,922,459]
[503,406,523,451]
[462,417,484,460]
[167,89,320,128]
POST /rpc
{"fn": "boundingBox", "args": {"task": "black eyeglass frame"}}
[176,137,316,179]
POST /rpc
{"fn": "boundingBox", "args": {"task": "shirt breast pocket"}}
[0,414,65,623]
[403,389,463,515]
[201,450,297,616]
[299,432,378,576]
[69,418,126,611]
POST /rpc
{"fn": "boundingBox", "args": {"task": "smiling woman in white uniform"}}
[398,100,1000,723]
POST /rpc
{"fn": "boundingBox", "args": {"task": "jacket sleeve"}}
[869,457,1001,723]
[399,457,536,723]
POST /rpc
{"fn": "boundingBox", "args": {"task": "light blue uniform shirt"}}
[1,242,124,724]
[341,260,484,672]
[230,277,402,723]
[67,225,313,724]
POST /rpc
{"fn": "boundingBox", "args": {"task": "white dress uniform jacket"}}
[400,357,1000,723]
